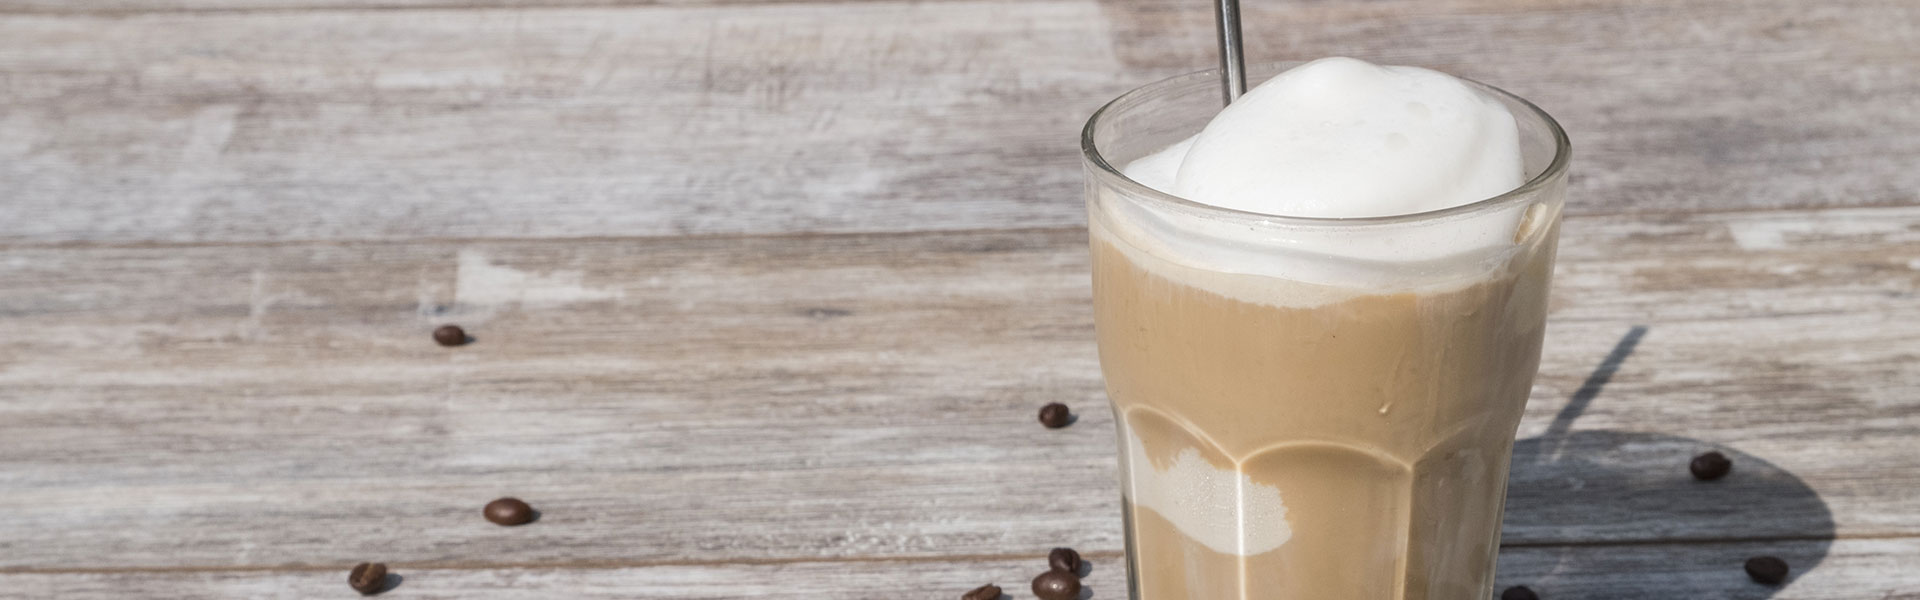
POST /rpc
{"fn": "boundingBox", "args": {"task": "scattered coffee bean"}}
[484,497,535,526]
[1745,556,1789,585]
[1048,547,1082,573]
[1031,570,1080,600]
[1500,585,1539,600]
[347,562,388,596]
[961,583,1002,600]
[433,324,469,347]
[1690,451,1733,481]
[1038,403,1072,429]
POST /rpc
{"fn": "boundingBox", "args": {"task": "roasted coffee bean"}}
[1500,585,1539,600]
[961,583,1002,600]
[1038,403,1072,429]
[1031,570,1080,600]
[484,497,535,526]
[1691,451,1732,480]
[1745,556,1789,585]
[433,325,469,347]
[1048,547,1081,573]
[348,562,388,596]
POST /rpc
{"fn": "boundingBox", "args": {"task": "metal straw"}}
[1213,0,1248,104]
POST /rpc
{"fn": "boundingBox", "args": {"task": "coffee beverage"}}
[1083,58,1570,599]
[1091,218,1555,599]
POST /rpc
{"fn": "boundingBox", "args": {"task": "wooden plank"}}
[2,0,1916,244]
[0,0,805,11]
[0,0,1855,13]
[2,538,1916,599]
[0,0,709,11]
[0,0,804,12]
[1,206,1915,569]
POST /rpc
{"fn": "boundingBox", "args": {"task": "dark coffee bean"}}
[1500,585,1539,600]
[1690,451,1733,481]
[484,497,534,526]
[1745,556,1789,585]
[960,583,1002,600]
[1048,547,1081,573]
[433,324,469,347]
[1038,403,1072,429]
[1031,570,1080,600]
[348,562,388,596]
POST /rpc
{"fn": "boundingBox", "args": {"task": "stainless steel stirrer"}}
[1213,0,1248,104]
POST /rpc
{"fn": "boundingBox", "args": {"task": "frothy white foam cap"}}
[1108,57,1531,298]
[1126,57,1523,218]
[1123,427,1292,556]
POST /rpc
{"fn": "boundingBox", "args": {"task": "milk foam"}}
[1135,57,1523,218]
[1123,427,1292,556]
[1111,57,1532,300]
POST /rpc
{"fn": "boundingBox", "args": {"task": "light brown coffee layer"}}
[1093,221,1556,600]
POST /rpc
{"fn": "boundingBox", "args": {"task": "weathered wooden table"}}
[3,0,1917,597]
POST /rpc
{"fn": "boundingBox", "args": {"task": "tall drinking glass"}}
[1082,66,1570,600]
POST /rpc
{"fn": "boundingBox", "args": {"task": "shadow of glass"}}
[1501,326,1833,597]
[1509,431,1834,548]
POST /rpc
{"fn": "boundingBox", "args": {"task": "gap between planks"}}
[2,552,1116,576]
[0,0,1797,17]
[3,202,1917,253]
[15,531,1920,575]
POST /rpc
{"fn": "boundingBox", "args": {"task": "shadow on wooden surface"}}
[1507,326,1836,595]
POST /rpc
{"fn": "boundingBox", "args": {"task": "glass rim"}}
[1080,65,1572,227]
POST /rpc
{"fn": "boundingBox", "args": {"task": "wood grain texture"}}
[2,0,1916,244]
[0,0,808,11]
[0,538,1916,599]
[1,206,1915,571]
